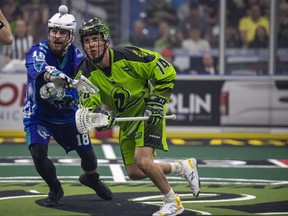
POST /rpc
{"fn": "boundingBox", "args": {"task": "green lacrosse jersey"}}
[76,46,176,132]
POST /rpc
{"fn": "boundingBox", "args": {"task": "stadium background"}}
[0,1,288,215]
[1,0,288,138]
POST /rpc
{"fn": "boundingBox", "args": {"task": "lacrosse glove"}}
[143,94,166,125]
[44,66,73,98]
[40,82,65,101]
[95,110,115,132]
[40,83,78,109]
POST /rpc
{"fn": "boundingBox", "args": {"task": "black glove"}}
[95,110,115,132]
[143,94,166,125]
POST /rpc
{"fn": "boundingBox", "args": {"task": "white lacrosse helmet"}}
[48,5,76,56]
[48,5,77,33]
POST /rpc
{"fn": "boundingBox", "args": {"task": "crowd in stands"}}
[129,0,288,74]
[1,0,287,74]
[131,0,285,51]
[0,0,59,70]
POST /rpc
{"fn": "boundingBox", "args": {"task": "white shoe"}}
[180,158,200,197]
[152,194,184,216]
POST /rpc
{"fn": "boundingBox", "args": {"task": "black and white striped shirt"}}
[3,34,33,60]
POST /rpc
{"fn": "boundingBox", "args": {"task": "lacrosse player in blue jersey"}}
[22,5,112,207]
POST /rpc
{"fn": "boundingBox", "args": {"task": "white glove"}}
[40,82,65,101]
[75,108,114,134]
[44,66,73,98]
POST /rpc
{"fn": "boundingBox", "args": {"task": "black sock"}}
[48,178,61,191]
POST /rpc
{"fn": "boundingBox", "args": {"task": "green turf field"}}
[0,139,288,215]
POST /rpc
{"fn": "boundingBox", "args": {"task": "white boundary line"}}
[0,195,46,200]
[0,177,287,185]
[102,144,126,182]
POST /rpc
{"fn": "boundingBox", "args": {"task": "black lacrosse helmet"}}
[79,17,110,45]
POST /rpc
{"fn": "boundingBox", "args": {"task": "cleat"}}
[79,173,113,200]
[152,194,184,216]
[180,158,200,197]
[38,185,64,207]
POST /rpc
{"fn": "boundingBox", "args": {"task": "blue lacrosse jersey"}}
[23,41,85,126]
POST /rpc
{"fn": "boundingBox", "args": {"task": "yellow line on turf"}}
[166,132,288,139]
[1,131,288,140]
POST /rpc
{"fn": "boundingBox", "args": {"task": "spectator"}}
[153,20,179,50]
[22,0,49,43]
[198,52,218,75]
[145,0,178,27]
[161,48,182,73]
[0,0,17,34]
[278,2,288,48]
[176,3,211,43]
[249,26,269,48]
[181,26,211,54]
[129,19,153,47]
[3,17,33,64]
[0,8,13,45]
[238,4,269,47]
[144,0,178,41]
[226,0,247,27]
[202,0,218,28]
[225,23,242,48]
[259,0,271,17]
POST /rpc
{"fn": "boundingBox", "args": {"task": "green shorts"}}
[119,119,168,165]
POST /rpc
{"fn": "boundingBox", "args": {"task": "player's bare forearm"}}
[0,9,13,45]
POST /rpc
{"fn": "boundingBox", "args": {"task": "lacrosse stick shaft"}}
[115,114,176,122]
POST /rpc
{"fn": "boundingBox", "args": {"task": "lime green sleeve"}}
[133,47,176,102]
[80,93,101,111]
[76,70,102,110]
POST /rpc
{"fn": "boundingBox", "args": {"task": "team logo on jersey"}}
[76,48,84,58]
[111,86,130,112]
[110,86,144,113]
[32,51,45,72]
[37,126,49,139]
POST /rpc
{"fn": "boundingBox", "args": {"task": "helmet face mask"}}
[48,6,76,56]
[82,33,107,62]
[79,17,110,63]
[48,28,72,56]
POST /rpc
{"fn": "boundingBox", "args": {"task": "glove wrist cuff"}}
[44,71,51,82]
[147,95,166,105]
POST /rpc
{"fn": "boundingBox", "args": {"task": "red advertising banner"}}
[0,74,26,130]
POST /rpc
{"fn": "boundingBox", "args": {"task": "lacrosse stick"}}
[75,107,176,134]
[67,75,99,94]
[72,75,99,94]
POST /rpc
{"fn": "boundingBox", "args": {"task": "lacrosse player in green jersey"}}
[76,17,200,216]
